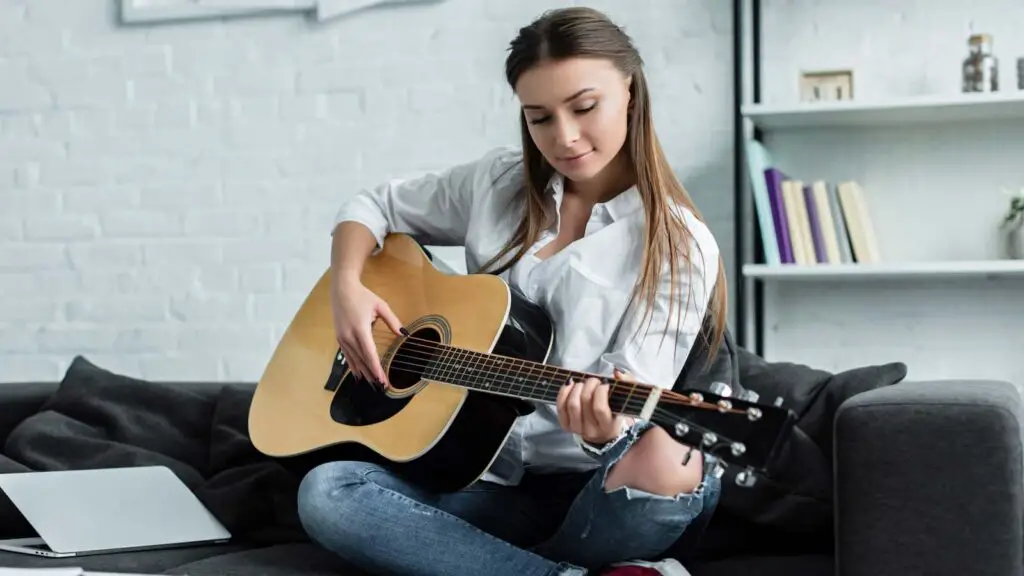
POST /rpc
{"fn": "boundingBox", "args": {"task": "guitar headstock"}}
[652,382,796,488]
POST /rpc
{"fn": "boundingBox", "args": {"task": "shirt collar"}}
[546,171,642,221]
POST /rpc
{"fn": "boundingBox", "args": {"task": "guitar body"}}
[248,234,553,493]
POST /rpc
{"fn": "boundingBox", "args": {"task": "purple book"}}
[802,184,827,263]
[763,168,794,263]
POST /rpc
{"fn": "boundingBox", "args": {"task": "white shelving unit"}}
[742,91,1024,129]
[744,260,1024,281]
[736,3,1024,385]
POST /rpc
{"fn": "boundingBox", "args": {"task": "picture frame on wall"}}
[119,0,312,24]
[799,69,854,102]
[119,0,444,25]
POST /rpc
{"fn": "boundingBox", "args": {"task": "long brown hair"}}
[481,6,728,366]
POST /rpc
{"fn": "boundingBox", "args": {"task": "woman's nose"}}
[552,115,580,147]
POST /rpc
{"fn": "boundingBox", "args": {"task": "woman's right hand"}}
[331,275,404,387]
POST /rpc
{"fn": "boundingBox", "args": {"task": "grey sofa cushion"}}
[835,379,1024,576]
[0,544,252,573]
[165,544,834,576]
[691,554,832,576]
[165,543,364,576]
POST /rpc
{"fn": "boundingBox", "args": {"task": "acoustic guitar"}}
[248,233,795,493]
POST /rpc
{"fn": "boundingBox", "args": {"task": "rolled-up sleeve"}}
[333,147,514,248]
[598,217,720,391]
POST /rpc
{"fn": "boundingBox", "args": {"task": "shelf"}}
[742,91,1024,129]
[743,260,1024,281]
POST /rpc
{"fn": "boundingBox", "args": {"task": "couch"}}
[0,351,1021,576]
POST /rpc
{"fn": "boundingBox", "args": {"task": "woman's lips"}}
[560,150,593,164]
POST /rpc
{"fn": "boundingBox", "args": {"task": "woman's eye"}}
[527,103,595,125]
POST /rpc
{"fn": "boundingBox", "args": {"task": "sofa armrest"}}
[835,379,1023,576]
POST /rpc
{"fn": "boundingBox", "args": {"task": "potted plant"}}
[1001,187,1024,259]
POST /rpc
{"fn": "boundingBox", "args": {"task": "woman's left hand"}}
[557,368,633,445]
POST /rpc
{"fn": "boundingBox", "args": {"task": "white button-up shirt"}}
[333,146,720,485]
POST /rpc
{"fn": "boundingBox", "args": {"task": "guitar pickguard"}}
[327,315,453,427]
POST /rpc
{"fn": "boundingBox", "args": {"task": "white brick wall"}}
[0,0,735,381]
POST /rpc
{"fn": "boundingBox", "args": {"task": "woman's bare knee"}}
[604,426,704,497]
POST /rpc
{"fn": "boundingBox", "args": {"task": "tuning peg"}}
[709,381,732,397]
[737,389,759,403]
[701,432,718,447]
[773,396,784,407]
[730,442,746,457]
[710,461,727,479]
[674,422,690,437]
[735,468,757,487]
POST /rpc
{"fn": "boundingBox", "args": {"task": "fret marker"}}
[639,388,661,421]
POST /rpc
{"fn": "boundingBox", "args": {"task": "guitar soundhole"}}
[328,325,445,427]
[388,327,442,391]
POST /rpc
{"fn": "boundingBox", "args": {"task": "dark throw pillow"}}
[693,344,907,561]
[3,355,218,489]
[735,346,908,463]
[195,385,308,546]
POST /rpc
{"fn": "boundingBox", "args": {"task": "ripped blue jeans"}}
[296,421,721,576]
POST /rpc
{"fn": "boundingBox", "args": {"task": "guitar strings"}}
[364,332,751,416]
[342,331,758,457]
[378,333,747,413]
[378,337,668,411]
[375,335,749,414]
[361,349,746,457]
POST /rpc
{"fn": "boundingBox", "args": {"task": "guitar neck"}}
[417,339,657,419]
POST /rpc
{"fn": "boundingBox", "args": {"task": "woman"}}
[297,6,728,576]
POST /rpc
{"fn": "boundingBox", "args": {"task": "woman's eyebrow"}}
[522,87,596,110]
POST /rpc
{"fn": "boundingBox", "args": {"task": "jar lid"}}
[968,33,992,44]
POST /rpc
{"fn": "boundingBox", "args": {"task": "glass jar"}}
[962,33,999,92]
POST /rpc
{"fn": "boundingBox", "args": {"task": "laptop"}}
[0,465,231,558]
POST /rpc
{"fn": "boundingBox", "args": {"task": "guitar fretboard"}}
[417,341,655,418]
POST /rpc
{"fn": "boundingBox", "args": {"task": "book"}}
[837,181,880,263]
[802,182,827,263]
[764,168,794,263]
[744,139,782,265]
